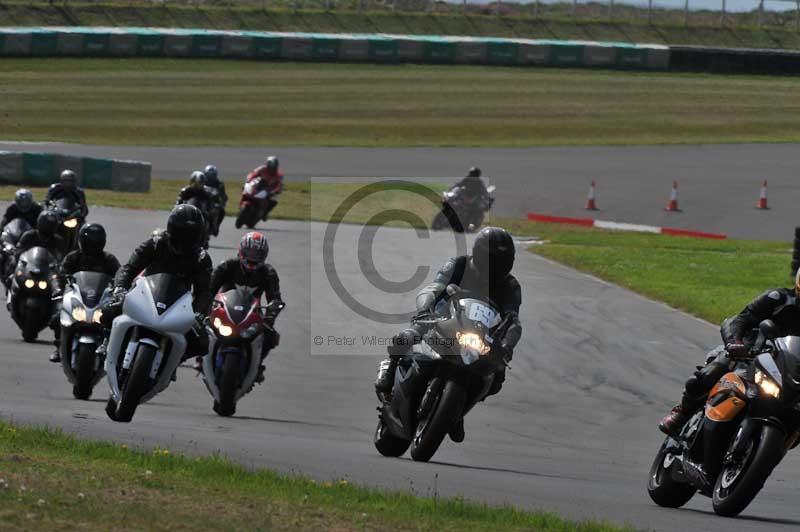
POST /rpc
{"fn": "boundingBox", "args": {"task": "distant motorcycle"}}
[105,273,195,422]
[59,271,112,400]
[48,196,83,253]
[648,320,800,517]
[374,285,511,462]
[431,185,496,233]
[9,246,59,342]
[206,187,224,237]
[202,287,285,417]
[0,218,32,291]
[235,177,274,229]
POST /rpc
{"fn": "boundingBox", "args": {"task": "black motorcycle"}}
[648,320,800,517]
[431,185,496,233]
[0,218,32,291]
[374,286,511,462]
[206,187,225,237]
[9,246,59,342]
[59,271,112,400]
[49,196,83,252]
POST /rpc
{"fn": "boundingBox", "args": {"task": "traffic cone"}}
[585,181,599,210]
[664,181,680,212]
[756,180,769,210]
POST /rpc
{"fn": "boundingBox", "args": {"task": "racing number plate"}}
[467,302,498,328]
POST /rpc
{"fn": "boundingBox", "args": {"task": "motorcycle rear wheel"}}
[409,379,466,462]
[115,343,157,423]
[214,352,240,417]
[72,342,97,400]
[712,424,785,517]
[647,437,696,508]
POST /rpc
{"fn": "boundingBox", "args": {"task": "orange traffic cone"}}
[664,181,680,212]
[756,180,769,210]
[585,181,599,210]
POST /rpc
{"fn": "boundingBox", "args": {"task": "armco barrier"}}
[0,27,670,71]
[0,151,151,193]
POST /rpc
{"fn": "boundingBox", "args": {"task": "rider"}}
[453,167,490,204]
[45,170,89,223]
[202,231,283,382]
[14,211,68,362]
[61,224,120,278]
[1,189,42,229]
[246,156,283,220]
[99,204,212,365]
[659,270,800,437]
[203,165,228,236]
[176,171,213,208]
[374,226,522,442]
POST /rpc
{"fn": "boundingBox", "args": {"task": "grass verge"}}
[0,420,632,532]
[495,216,790,324]
[3,59,800,147]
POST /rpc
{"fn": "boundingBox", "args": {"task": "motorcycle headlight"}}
[24,279,34,289]
[755,369,781,399]
[92,309,103,324]
[63,218,78,228]
[213,317,233,337]
[456,331,490,356]
[37,280,48,290]
[71,306,87,322]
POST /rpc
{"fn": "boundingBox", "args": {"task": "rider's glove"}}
[725,342,749,359]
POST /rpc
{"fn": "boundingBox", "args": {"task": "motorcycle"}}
[59,271,112,400]
[373,285,511,462]
[647,320,800,517]
[183,196,212,247]
[0,218,32,291]
[205,187,225,237]
[431,185,496,233]
[201,287,285,417]
[49,196,83,252]
[9,246,59,342]
[235,177,274,229]
[104,273,195,422]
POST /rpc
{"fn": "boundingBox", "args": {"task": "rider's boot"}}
[374,357,398,401]
[659,395,701,437]
[192,356,203,373]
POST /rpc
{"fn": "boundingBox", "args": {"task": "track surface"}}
[3,142,800,240]
[1,207,799,531]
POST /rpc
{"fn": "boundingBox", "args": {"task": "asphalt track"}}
[3,141,800,240]
[1,206,799,532]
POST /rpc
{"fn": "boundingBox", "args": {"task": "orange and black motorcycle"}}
[648,320,800,517]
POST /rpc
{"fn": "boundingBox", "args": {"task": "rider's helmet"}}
[471,226,515,280]
[189,170,207,189]
[36,211,58,239]
[238,231,269,272]
[14,189,33,213]
[203,165,219,186]
[265,156,279,175]
[166,204,205,256]
[467,167,482,179]
[78,223,106,256]
[60,169,78,190]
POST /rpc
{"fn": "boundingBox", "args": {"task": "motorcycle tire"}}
[374,418,410,457]
[409,379,466,462]
[712,424,785,517]
[647,437,696,508]
[21,319,39,343]
[72,342,97,400]
[235,210,244,229]
[214,352,240,417]
[114,343,157,423]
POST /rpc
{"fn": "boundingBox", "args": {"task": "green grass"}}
[493,216,791,324]
[0,420,632,532]
[3,1,800,50]
[3,58,800,147]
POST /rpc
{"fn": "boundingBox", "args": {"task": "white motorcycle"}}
[105,273,195,422]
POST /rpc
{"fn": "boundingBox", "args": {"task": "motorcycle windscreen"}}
[221,287,257,324]
[2,218,32,244]
[19,246,55,274]
[72,271,112,308]
[55,196,78,213]
[145,273,191,315]
[773,336,800,398]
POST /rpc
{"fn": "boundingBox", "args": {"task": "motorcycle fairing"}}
[201,335,263,404]
[705,373,748,423]
[59,272,111,384]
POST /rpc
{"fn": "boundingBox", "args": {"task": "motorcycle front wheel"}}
[114,343,157,423]
[72,342,98,400]
[409,379,466,462]
[647,437,696,508]
[214,351,240,417]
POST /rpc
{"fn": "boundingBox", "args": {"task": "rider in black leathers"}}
[374,226,522,442]
[1,189,42,229]
[176,171,213,209]
[45,170,89,223]
[659,272,800,436]
[99,205,212,363]
[203,165,227,235]
[204,231,283,382]
[61,224,120,278]
[453,166,490,204]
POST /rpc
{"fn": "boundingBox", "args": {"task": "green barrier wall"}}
[0,27,670,71]
[22,153,55,186]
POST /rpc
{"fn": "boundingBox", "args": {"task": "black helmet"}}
[467,167,482,178]
[78,223,106,255]
[266,156,279,174]
[471,226,515,279]
[166,204,205,256]
[190,170,206,189]
[203,165,219,185]
[15,189,33,213]
[37,211,58,238]
[60,169,78,189]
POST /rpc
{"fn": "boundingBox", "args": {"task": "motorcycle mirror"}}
[759,320,779,339]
